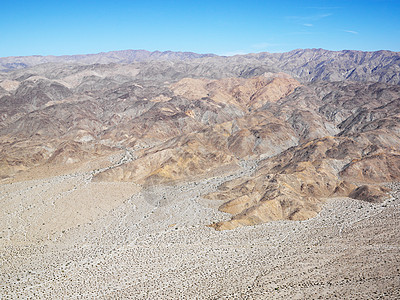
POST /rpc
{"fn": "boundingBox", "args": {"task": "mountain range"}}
[1,48,400,84]
[1,48,399,231]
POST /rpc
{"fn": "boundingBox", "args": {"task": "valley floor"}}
[1,162,399,299]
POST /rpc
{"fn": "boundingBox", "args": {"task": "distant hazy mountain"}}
[1,48,400,84]
[0,49,217,71]
[241,48,400,84]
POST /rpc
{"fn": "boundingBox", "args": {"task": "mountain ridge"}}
[1,48,400,232]
[0,49,217,71]
[2,48,400,85]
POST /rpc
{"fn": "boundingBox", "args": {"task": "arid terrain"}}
[1,49,400,298]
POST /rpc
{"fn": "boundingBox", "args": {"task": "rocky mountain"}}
[2,48,399,85]
[242,48,400,84]
[0,49,216,72]
[0,49,399,231]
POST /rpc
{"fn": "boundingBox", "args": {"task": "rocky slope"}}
[207,81,400,229]
[0,50,399,230]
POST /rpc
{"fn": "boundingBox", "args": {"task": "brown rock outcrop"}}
[170,73,301,111]
[209,135,399,230]
[94,131,238,184]
[348,185,392,203]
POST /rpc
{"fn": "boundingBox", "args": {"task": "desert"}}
[0,46,399,298]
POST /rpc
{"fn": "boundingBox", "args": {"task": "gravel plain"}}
[1,157,399,299]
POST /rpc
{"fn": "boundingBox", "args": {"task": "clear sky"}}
[1,0,399,57]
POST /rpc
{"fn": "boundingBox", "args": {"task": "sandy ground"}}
[0,157,399,299]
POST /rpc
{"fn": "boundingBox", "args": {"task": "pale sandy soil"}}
[0,156,399,299]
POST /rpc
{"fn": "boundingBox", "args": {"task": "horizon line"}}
[1,47,399,60]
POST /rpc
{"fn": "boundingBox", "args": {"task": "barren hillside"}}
[1,49,399,298]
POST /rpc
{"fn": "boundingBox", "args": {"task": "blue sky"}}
[1,0,399,57]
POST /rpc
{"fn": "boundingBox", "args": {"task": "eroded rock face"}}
[208,136,399,230]
[0,68,303,182]
[170,73,301,111]
[348,185,392,203]
[204,81,400,230]
[93,131,239,184]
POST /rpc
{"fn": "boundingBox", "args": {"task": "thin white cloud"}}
[286,13,332,21]
[344,30,359,34]
[307,6,342,9]
[303,23,313,27]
